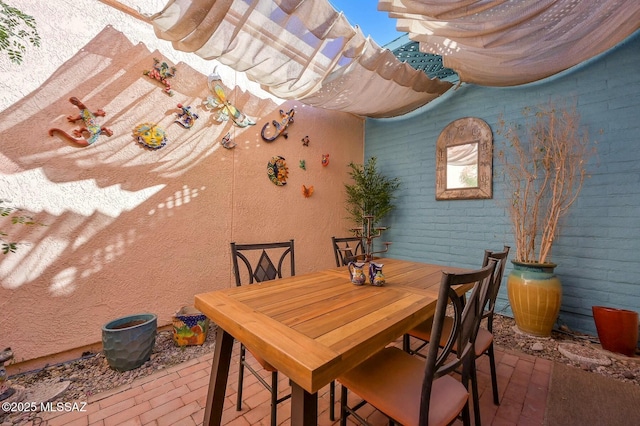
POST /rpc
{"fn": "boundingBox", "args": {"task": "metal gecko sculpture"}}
[174,103,199,129]
[261,108,295,142]
[49,97,113,147]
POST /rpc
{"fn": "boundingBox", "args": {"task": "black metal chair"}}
[403,246,510,426]
[339,260,497,426]
[331,235,366,266]
[230,240,295,426]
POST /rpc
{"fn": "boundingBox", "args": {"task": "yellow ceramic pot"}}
[507,261,562,337]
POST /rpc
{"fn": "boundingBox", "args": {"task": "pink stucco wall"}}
[0,21,364,369]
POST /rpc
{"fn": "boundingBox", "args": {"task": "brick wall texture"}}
[364,31,640,335]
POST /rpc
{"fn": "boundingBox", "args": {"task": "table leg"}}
[203,327,234,426]
[290,382,318,426]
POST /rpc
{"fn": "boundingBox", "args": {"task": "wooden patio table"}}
[195,258,470,426]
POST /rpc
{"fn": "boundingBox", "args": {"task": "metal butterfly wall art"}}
[204,68,255,128]
[302,185,314,198]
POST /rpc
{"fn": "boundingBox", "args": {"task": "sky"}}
[327,0,407,46]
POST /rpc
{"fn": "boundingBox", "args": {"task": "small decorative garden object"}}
[172,306,210,347]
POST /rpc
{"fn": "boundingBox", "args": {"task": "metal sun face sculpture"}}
[204,69,255,128]
[134,123,168,150]
[267,156,289,186]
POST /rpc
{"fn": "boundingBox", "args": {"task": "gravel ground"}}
[491,314,640,385]
[2,315,639,425]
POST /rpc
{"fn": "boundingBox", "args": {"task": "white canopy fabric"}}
[140,0,640,116]
[148,0,453,118]
[378,0,640,86]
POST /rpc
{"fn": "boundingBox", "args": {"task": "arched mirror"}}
[436,117,493,200]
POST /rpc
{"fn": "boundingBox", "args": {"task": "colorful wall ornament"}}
[204,69,255,128]
[261,108,295,142]
[134,123,168,150]
[221,132,236,149]
[143,58,176,96]
[48,97,113,147]
[174,104,199,129]
[267,156,288,186]
[302,185,314,198]
[322,154,330,167]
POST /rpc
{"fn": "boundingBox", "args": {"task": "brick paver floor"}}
[41,339,552,426]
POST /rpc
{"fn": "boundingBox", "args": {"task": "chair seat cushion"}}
[409,316,494,356]
[339,347,468,426]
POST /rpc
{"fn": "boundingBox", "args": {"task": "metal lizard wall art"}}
[261,108,295,142]
[48,97,113,147]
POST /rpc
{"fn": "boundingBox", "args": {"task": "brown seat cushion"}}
[409,316,494,356]
[339,347,468,426]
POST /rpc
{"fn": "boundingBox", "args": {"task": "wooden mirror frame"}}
[436,117,493,200]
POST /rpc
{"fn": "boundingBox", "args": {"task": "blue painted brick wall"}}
[364,31,640,336]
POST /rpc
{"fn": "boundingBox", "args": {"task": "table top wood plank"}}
[270,284,390,330]
[289,286,419,338]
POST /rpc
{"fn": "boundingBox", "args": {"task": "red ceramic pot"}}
[592,306,639,357]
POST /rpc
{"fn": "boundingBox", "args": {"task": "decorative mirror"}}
[436,117,493,200]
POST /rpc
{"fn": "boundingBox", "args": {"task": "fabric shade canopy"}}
[110,0,640,116]
[147,0,453,118]
[378,0,640,86]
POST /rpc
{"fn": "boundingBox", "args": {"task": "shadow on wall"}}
[0,26,279,288]
[0,25,317,362]
[0,25,365,365]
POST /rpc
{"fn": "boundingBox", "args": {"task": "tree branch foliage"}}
[0,1,40,64]
[497,101,596,264]
[344,157,401,229]
[0,200,46,254]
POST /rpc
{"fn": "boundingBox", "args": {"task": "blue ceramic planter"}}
[102,313,157,372]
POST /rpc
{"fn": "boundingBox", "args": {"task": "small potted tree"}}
[497,101,595,337]
[344,156,401,230]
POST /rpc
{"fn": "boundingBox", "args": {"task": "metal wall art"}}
[302,185,314,198]
[261,108,295,142]
[322,154,330,167]
[267,156,288,185]
[49,97,113,147]
[302,135,309,146]
[143,58,176,96]
[435,117,493,200]
[299,160,306,170]
[204,69,255,128]
[134,123,168,150]
[174,104,199,129]
[221,132,236,149]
